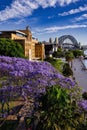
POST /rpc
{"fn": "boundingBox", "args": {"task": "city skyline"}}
[0,0,87,45]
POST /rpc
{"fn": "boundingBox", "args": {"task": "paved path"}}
[72,59,87,91]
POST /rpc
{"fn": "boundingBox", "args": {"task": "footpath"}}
[72,58,87,91]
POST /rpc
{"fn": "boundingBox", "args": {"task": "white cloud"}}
[0,0,38,21]
[48,15,55,19]
[75,14,87,21]
[58,0,79,6]
[36,24,87,34]
[59,5,87,16]
[14,19,25,25]
[0,0,80,21]
[35,0,58,8]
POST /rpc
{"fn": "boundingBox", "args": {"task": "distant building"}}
[0,27,44,60]
[81,45,87,50]
[49,37,53,44]
[43,37,59,57]
[54,37,58,44]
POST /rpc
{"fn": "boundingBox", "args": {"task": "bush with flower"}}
[0,56,87,129]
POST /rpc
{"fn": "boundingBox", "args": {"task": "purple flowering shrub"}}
[78,100,87,111]
[0,56,77,99]
[0,56,87,117]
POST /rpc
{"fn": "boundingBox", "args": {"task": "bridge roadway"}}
[72,58,87,92]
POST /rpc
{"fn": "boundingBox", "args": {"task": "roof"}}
[0,30,27,36]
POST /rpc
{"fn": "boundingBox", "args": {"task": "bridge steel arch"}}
[58,35,80,48]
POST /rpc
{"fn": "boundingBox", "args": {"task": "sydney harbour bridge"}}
[58,35,80,49]
[44,35,80,56]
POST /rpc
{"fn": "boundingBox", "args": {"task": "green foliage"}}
[82,92,87,100]
[36,86,80,130]
[0,38,25,58]
[65,51,74,62]
[62,63,73,77]
[45,57,64,73]
[76,123,87,130]
[52,48,64,58]
[72,49,84,58]
[0,120,18,130]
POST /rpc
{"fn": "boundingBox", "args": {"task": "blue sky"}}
[0,0,87,45]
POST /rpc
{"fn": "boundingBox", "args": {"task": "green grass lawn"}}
[45,57,64,73]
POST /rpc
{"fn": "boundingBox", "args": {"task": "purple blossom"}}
[0,56,83,118]
[9,71,24,77]
[0,56,77,102]
[78,100,87,111]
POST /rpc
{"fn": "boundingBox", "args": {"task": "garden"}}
[0,56,87,130]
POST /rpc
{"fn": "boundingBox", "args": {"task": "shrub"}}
[0,38,25,58]
[45,57,64,73]
[76,123,87,130]
[36,86,81,130]
[62,63,73,77]
[0,56,76,103]
[65,51,74,62]
[0,56,85,130]
[72,49,84,58]
[82,92,87,100]
[52,48,64,58]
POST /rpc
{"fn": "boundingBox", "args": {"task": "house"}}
[0,27,44,60]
